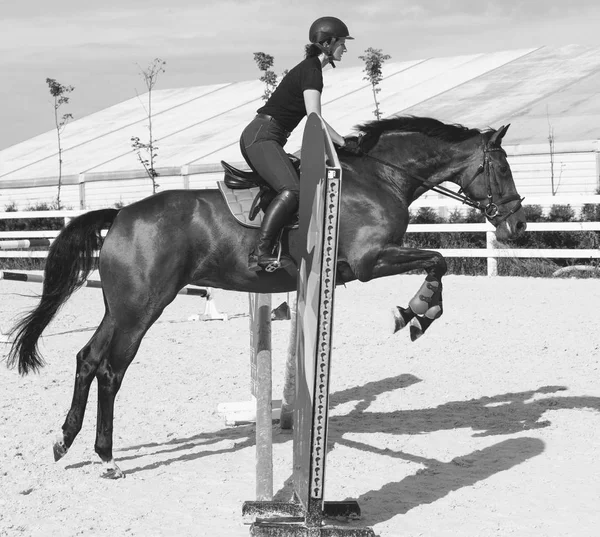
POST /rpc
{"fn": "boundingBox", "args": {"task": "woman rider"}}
[240,16,358,272]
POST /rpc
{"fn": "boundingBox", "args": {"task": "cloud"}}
[352,0,600,27]
[0,1,308,61]
[2,0,600,150]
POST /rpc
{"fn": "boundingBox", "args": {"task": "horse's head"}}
[460,125,527,240]
[350,116,527,240]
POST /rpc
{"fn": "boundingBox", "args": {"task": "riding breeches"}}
[240,116,300,196]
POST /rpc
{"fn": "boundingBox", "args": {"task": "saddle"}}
[217,155,301,229]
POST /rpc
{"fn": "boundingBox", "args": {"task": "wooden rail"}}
[1,197,599,276]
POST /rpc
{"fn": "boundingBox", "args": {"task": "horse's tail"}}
[6,208,120,375]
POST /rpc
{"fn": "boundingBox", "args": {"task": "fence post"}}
[78,173,86,209]
[486,226,498,276]
[181,165,190,190]
[596,149,600,190]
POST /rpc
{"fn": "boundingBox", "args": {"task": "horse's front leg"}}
[363,245,447,341]
[393,276,443,341]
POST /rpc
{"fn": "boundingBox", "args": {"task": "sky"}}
[1,0,600,150]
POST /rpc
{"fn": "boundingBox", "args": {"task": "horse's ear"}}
[489,124,510,146]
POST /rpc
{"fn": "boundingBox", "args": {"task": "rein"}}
[361,142,524,224]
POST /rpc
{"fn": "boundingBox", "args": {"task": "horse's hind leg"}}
[54,314,114,462]
[93,324,149,479]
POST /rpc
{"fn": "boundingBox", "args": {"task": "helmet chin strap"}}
[316,38,338,68]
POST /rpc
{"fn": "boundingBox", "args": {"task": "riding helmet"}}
[309,16,354,44]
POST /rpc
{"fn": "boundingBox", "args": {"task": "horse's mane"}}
[355,116,487,152]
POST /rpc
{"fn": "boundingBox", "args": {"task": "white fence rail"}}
[1,197,599,276]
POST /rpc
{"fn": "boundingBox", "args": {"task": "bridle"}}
[361,137,524,224]
[457,144,524,223]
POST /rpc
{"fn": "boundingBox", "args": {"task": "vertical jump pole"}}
[292,113,342,525]
[279,295,297,430]
[250,292,274,501]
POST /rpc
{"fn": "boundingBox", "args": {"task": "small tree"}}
[359,48,391,120]
[581,187,600,222]
[131,58,166,193]
[548,204,575,222]
[46,78,74,208]
[254,52,278,101]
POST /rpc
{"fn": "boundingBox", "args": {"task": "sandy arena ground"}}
[1,274,599,537]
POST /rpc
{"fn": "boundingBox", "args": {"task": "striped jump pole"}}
[0,238,53,250]
[0,271,102,288]
[0,271,226,319]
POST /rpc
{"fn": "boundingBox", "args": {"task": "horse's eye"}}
[500,165,508,173]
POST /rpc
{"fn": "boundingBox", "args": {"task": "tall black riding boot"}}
[248,189,298,272]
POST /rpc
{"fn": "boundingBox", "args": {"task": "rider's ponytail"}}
[305,43,321,58]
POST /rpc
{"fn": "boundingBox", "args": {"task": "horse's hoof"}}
[101,467,125,479]
[53,441,68,462]
[391,306,413,334]
[409,317,424,341]
[271,301,291,321]
[410,315,435,341]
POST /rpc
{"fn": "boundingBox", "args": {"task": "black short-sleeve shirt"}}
[257,56,323,133]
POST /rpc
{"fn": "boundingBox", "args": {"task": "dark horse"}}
[6,116,526,478]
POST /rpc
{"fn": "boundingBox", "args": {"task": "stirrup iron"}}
[261,230,285,272]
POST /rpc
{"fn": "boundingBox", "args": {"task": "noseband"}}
[361,139,524,224]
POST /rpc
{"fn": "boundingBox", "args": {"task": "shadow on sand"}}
[65,375,600,527]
